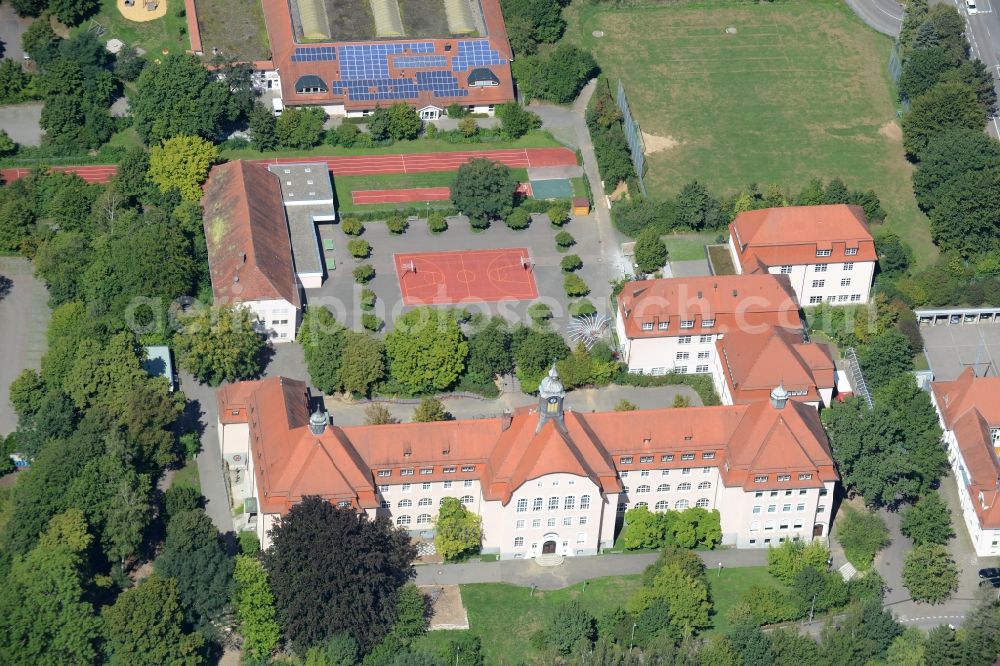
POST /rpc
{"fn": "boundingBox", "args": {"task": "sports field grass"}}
[569,0,935,267]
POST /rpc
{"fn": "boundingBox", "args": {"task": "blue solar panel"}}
[338,42,436,80]
[451,39,507,72]
[291,46,337,62]
[415,70,468,98]
[394,55,448,69]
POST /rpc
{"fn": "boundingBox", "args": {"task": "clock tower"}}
[536,363,566,433]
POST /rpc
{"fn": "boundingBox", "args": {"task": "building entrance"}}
[542,540,557,554]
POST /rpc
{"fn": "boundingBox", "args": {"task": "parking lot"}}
[921,321,1000,380]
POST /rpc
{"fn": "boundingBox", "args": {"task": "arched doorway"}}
[542,540,557,554]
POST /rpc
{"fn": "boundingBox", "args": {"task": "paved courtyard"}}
[0,103,43,147]
[0,257,50,435]
[921,321,1000,380]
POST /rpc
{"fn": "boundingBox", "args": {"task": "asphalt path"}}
[952,0,1000,138]
[846,0,904,36]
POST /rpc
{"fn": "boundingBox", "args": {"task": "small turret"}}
[537,363,566,432]
[309,407,328,435]
[770,383,789,410]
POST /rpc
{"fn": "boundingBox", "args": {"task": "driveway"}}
[0,257,50,436]
[0,5,31,60]
[845,0,903,36]
[0,103,43,147]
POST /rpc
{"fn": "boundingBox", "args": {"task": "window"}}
[755,492,763,498]
[785,490,792,496]
[696,364,710,373]
[516,519,525,529]
[377,470,390,477]
[461,465,475,472]
[817,505,826,513]
[682,468,692,475]
[675,499,689,509]
[460,496,474,505]
[420,468,433,475]
[676,352,689,360]
[812,279,825,288]
[398,499,412,508]
[750,521,761,532]
[640,456,653,464]
[422,482,432,490]
[533,498,543,511]
[770,491,778,497]
[443,481,453,489]
[681,453,696,461]
[397,516,411,525]
[755,475,767,483]
[514,536,524,548]
[776,474,791,482]
[819,488,828,496]
[678,482,691,491]
[840,278,851,287]
[767,505,776,513]
[699,335,713,343]
[400,469,414,477]
[809,296,822,304]
[698,481,711,490]
[678,336,692,344]
[793,522,803,529]
[782,504,791,512]
[799,473,813,481]
[662,455,675,464]
[642,322,654,331]
[532,519,541,528]
[837,294,849,302]
[579,516,588,525]
[636,485,651,493]
[657,484,670,492]
[378,485,389,493]
[765,520,775,531]
[513,497,526,512]
[850,294,861,302]
[577,532,587,544]
[581,495,591,509]
[696,498,710,508]
[753,506,761,514]
[702,466,711,474]
[680,320,695,329]
[563,517,573,526]
[443,466,456,474]
[703,319,716,328]
[619,456,633,465]
[417,514,431,524]
[547,518,556,527]
[620,471,629,478]
[464,479,473,488]
[418,498,432,506]
[796,503,805,512]
[622,486,630,494]
[779,265,792,274]
[617,502,627,512]
[814,264,828,272]
[635,502,648,508]
[799,489,807,496]
[658,321,669,330]
[548,497,559,510]
[845,247,858,256]
[697,351,710,359]
[380,500,390,508]
[401,483,411,492]
[816,249,832,257]
[702,452,715,460]
[843,262,854,270]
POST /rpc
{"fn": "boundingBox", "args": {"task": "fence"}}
[615,79,647,196]
[843,347,874,409]
[888,41,911,112]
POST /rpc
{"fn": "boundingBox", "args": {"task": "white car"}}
[967,0,978,15]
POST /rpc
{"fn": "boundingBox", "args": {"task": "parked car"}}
[967,0,978,14]
[979,577,1000,588]
[978,567,1000,579]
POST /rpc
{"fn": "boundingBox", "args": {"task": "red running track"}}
[395,248,537,305]
[352,187,451,205]
[1,164,118,184]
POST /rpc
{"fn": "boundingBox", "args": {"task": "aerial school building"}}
[219,367,838,557]
[259,0,516,118]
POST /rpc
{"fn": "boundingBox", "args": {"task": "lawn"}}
[707,245,736,275]
[171,458,201,492]
[568,0,935,267]
[334,168,529,213]
[705,566,783,636]
[194,0,269,61]
[663,231,718,261]
[79,0,188,57]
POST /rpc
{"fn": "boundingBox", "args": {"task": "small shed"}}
[572,197,590,216]
[143,345,176,391]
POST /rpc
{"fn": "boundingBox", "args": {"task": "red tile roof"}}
[617,275,802,340]
[716,326,835,405]
[261,0,514,111]
[223,375,837,514]
[932,369,1000,528]
[202,161,300,308]
[730,204,876,273]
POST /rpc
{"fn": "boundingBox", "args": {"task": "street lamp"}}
[629,623,638,651]
[717,561,723,578]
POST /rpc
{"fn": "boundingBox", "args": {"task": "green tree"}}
[676,180,723,230]
[912,129,1000,212]
[898,47,957,102]
[62,332,147,412]
[629,562,712,635]
[264,496,416,653]
[48,0,98,26]
[40,93,113,150]
[504,208,530,230]
[495,102,541,141]
[545,601,596,655]
[391,583,428,640]
[923,625,962,666]
[901,80,986,157]
[21,16,59,61]
[339,330,386,396]
[304,633,359,666]
[902,543,958,603]
[102,574,205,666]
[884,628,926,666]
[298,306,346,394]
[615,399,637,411]
[899,0,929,52]
[149,135,219,203]
[466,319,513,383]
[818,600,901,665]
[900,491,953,545]
[511,325,570,390]
[0,129,15,156]
[620,506,667,550]
[174,305,265,385]
[451,158,517,223]
[834,505,890,570]
[634,228,667,273]
[386,308,468,393]
[276,106,326,148]
[434,497,482,561]
[766,539,830,585]
[413,397,449,422]
[560,254,582,272]
[512,44,597,104]
[233,555,281,661]
[960,596,1000,666]
[500,0,564,44]
[248,103,278,151]
[929,168,1000,257]
[857,330,913,390]
[386,103,422,141]
[113,44,146,81]
[364,403,397,425]
[563,273,589,297]
[132,54,234,143]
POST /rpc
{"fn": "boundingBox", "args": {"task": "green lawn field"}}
[568,0,935,267]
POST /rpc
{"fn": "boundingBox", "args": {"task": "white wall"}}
[718,481,833,548]
[617,330,720,377]
[240,298,298,342]
[767,262,874,306]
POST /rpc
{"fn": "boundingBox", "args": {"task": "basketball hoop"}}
[521,256,533,272]
[401,261,417,275]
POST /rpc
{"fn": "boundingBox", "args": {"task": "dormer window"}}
[991,428,999,444]
[845,247,858,256]
[680,320,695,329]
[754,475,768,483]
[641,322,654,331]
[816,249,832,257]
[658,321,669,330]
[702,319,715,328]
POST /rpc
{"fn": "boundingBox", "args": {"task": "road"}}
[954,0,1000,138]
[0,258,49,436]
[846,0,904,36]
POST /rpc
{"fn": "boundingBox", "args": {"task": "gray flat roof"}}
[268,163,334,204]
[285,206,327,277]
[143,345,175,387]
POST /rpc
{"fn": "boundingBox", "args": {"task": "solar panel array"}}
[339,42,435,79]
[416,71,468,98]
[331,78,419,102]
[292,46,337,62]
[393,55,448,69]
[452,40,507,72]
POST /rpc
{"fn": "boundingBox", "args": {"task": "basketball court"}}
[394,248,538,305]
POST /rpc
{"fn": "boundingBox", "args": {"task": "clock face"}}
[547,396,559,404]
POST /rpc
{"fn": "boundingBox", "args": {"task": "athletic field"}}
[570,0,934,265]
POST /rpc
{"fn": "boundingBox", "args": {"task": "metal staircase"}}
[843,347,874,410]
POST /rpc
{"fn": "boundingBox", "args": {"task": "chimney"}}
[501,409,513,432]
[403,441,412,457]
[308,407,328,435]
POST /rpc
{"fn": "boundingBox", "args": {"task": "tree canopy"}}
[148,135,219,203]
[450,158,517,224]
[386,308,468,394]
[434,497,482,561]
[175,305,265,385]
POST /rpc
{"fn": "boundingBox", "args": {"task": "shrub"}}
[564,274,589,297]
[547,200,571,226]
[544,601,596,655]
[528,302,553,324]
[341,217,364,235]
[364,403,397,425]
[836,505,890,571]
[505,208,531,230]
[361,313,382,332]
[555,230,576,248]
[569,299,597,317]
[560,254,582,272]
[428,212,447,233]
[634,228,668,274]
[360,288,376,311]
[347,239,371,259]
[614,399,637,411]
[353,264,375,284]
[767,539,830,585]
[386,215,408,235]
[470,217,490,230]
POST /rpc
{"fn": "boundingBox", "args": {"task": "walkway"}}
[845,0,903,37]
[414,549,769,590]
